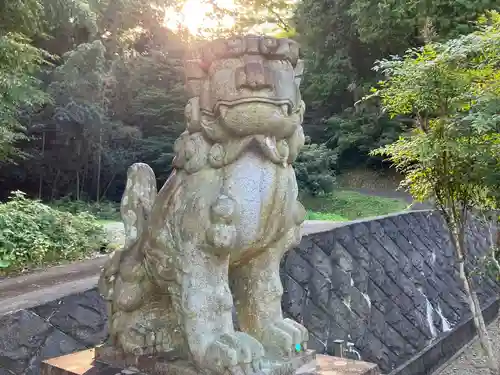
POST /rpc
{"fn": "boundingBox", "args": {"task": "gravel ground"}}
[438,316,500,375]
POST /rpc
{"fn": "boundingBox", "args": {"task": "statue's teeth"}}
[280,104,289,116]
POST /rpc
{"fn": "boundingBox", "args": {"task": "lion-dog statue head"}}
[181,35,306,169]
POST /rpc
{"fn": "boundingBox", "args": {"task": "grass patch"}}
[305,210,347,221]
[303,190,409,220]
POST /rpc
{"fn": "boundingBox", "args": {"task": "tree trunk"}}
[81,160,89,199]
[100,172,117,201]
[38,131,45,199]
[51,169,61,201]
[455,225,499,375]
[76,171,80,201]
[96,130,102,203]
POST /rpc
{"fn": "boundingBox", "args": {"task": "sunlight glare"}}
[164,0,236,36]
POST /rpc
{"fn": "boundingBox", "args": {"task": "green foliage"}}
[303,190,408,220]
[294,0,361,110]
[118,48,186,134]
[18,7,187,201]
[51,198,120,221]
[0,191,105,272]
[327,109,411,167]
[0,34,52,162]
[293,0,500,170]
[0,0,53,163]
[349,0,500,49]
[3,0,500,222]
[369,12,500,211]
[294,143,338,196]
[0,0,45,37]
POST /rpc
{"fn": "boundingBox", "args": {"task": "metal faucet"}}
[332,337,362,361]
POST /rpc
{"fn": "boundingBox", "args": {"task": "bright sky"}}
[164,0,236,36]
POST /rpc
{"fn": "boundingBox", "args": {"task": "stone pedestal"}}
[39,348,139,375]
[40,348,379,375]
[94,345,316,375]
[315,355,380,375]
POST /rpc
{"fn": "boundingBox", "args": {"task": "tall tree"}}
[0,1,53,162]
[369,12,500,374]
[293,0,500,166]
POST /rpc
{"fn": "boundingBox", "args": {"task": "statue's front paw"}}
[204,332,264,375]
[261,318,309,357]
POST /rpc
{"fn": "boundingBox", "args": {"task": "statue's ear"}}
[184,59,206,98]
[294,59,304,87]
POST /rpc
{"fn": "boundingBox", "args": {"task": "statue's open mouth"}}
[205,98,294,117]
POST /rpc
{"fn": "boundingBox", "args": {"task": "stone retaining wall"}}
[280,210,500,373]
[0,289,107,375]
[0,210,498,375]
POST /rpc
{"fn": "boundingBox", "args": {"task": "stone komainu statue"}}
[98,35,309,374]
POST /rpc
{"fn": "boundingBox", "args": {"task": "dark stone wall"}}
[281,210,500,373]
[0,210,498,375]
[0,289,107,375]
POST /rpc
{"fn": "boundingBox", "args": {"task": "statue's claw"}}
[204,332,265,375]
[260,318,309,357]
[112,308,177,356]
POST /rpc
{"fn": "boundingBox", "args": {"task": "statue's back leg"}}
[99,163,180,355]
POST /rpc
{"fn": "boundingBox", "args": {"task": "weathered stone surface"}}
[95,346,315,375]
[42,350,378,375]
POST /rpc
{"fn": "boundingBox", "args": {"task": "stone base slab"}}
[95,345,316,375]
[40,348,142,375]
[316,355,380,375]
[40,348,379,375]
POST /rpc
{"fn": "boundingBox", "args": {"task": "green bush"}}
[50,197,120,221]
[294,143,338,196]
[0,191,106,272]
